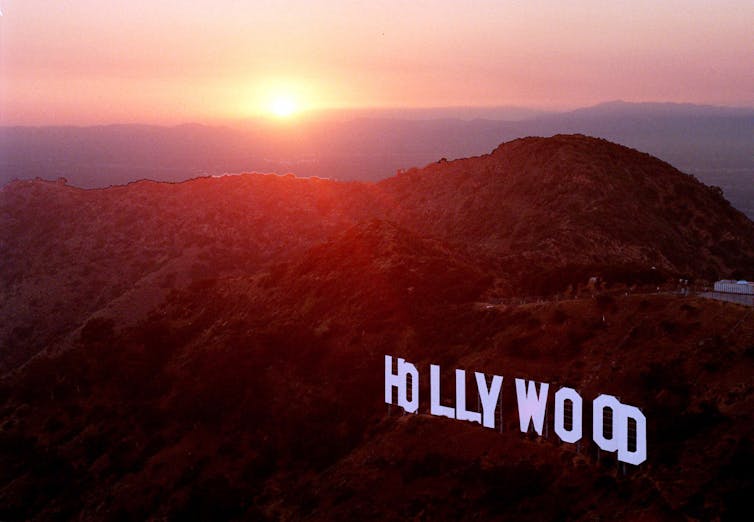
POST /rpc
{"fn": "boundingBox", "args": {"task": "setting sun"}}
[269,96,298,118]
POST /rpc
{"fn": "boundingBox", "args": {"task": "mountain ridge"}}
[2,134,753,374]
[3,102,753,223]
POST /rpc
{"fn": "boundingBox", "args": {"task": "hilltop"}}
[3,103,753,221]
[379,135,754,292]
[2,135,753,373]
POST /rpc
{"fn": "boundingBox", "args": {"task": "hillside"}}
[2,135,753,373]
[1,135,753,519]
[1,266,752,520]
[0,136,754,369]
[0,175,376,372]
[378,135,754,293]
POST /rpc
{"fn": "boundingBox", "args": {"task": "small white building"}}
[713,280,754,295]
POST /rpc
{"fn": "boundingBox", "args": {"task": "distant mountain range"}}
[1,135,753,520]
[2,101,753,219]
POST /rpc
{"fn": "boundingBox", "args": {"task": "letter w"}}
[515,378,549,435]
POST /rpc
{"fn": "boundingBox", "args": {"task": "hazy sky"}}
[1,1,752,125]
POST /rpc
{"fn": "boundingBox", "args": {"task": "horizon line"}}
[3,100,754,129]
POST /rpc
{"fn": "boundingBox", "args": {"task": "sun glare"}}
[269,96,298,118]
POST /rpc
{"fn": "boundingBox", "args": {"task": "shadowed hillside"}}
[0,175,376,372]
[1,262,752,520]
[1,135,753,520]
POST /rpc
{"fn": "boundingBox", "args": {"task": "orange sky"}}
[1,1,752,125]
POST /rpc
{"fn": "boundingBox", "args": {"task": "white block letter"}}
[515,378,549,435]
[384,355,419,413]
[475,372,503,429]
[593,394,621,452]
[554,387,583,443]
[430,364,455,419]
[455,369,482,424]
[616,404,647,465]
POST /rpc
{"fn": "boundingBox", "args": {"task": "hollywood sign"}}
[385,355,647,465]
